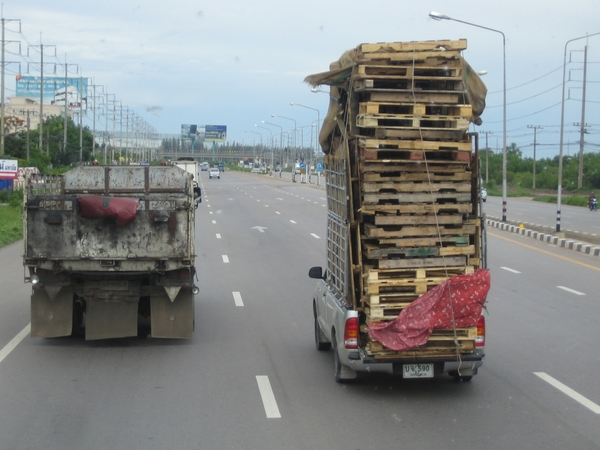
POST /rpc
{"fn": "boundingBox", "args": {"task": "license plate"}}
[403,363,433,378]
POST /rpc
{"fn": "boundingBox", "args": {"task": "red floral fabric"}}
[367,269,490,351]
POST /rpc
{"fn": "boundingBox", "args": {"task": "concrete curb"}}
[486,218,600,258]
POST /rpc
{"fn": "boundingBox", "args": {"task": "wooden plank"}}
[364,244,475,259]
[363,171,471,183]
[373,235,472,248]
[357,50,463,62]
[362,91,464,104]
[378,255,467,269]
[364,223,477,238]
[363,180,472,193]
[362,191,472,204]
[374,128,469,142]
[359,102,471,118]
[373,214,465,226]
[357,114,471,130]
[360,201,474,216]
[359,138,472,152]
[360,160,469,174]
[358,39,467,53]
[354,65,463,81]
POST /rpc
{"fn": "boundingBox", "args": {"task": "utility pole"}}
[60,54,78,156]
[527,125,542,190]
[0,14,21,155]
[28,38,56,156]
[576,45,589,189]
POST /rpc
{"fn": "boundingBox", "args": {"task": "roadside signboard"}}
[0,159,18,179]
[205,125,227,142]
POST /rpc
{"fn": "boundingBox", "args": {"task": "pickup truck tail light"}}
[475,315,485,347]
[344,317,359,349]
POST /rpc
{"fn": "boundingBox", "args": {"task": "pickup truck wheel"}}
[332,333,357,383]
[314,316,331,351]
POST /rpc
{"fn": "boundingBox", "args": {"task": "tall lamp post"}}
[556,31,600,232]
[290,102,320,156]
[255,124,272,169]
[429,11,507,222]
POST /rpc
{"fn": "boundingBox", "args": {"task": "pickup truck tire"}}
[332,332,357,383]
[314,316,331,351]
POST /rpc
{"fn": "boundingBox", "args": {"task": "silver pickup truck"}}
[309,266,486,383]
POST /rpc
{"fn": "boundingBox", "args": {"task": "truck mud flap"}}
[150,288,194,339]
[85,300,138,340]
[31,286,74,338]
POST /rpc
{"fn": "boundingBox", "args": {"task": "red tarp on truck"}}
[367,269,490,351]
[78,195,139,227]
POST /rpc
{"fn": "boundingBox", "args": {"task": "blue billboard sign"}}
[205,125,227,142]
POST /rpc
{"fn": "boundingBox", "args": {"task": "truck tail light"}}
[475,315,485,347]
[344,317,359,349]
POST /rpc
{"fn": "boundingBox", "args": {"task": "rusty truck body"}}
[23,165,197,340]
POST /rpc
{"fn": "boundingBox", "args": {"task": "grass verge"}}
[0,205,22,247]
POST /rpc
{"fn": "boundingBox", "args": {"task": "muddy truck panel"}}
[23,165,197,340]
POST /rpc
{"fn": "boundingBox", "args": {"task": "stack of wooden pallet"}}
[345,40,483,328]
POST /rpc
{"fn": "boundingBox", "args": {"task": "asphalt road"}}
[0,171,599,449]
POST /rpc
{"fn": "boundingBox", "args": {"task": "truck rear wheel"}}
[332,332,357,383]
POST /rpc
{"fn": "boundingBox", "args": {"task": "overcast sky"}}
[4,0,600,158]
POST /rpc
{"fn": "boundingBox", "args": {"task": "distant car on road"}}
[209,168,220,179]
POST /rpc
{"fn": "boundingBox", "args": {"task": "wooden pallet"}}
[363,180,472,194]
[371,128,470,142]
[353,78,464,92]
[364,265,475,295]
[362,191,472,205]
[366,235,472,248]
[357,39,468,54]
[357,50,463,64]
[359,137,472,152]
[354,65,463,81]
[357,113,470,131]
[365,340,475,358]
[364,243,475,259]
[360,160,470,174]
[359,148,472,162]
[364,222,476,239]
[358,90,468,105]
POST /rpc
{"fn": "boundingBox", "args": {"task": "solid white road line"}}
[557,286,585,296]
[256,375,281,419]
[232,292,244,307]
[501,267,521,274]
[534,372,600,414]
[222,255,229,263]
[311,233,320,239]
[0,324,30,364]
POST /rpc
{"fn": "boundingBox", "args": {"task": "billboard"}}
[205,125,227,142]
[15,75,88,111]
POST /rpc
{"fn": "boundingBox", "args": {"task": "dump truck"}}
[306,39,489,382]
[23,165,197,340]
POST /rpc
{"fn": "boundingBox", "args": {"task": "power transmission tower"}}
[58,54,78,156]
[527,125,542,189]
[0,15,21,155]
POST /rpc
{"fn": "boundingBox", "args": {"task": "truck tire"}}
[332,332,357,383]
[314,316,331,351]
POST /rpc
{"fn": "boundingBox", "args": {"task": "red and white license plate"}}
[403,363,433,378]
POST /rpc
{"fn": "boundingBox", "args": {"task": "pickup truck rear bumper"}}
[343,350,485,376]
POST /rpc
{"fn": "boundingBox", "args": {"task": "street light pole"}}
[262,121,283,169]
[429,11,507,222]
[290,102,320,156]
[557,31,600,232]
